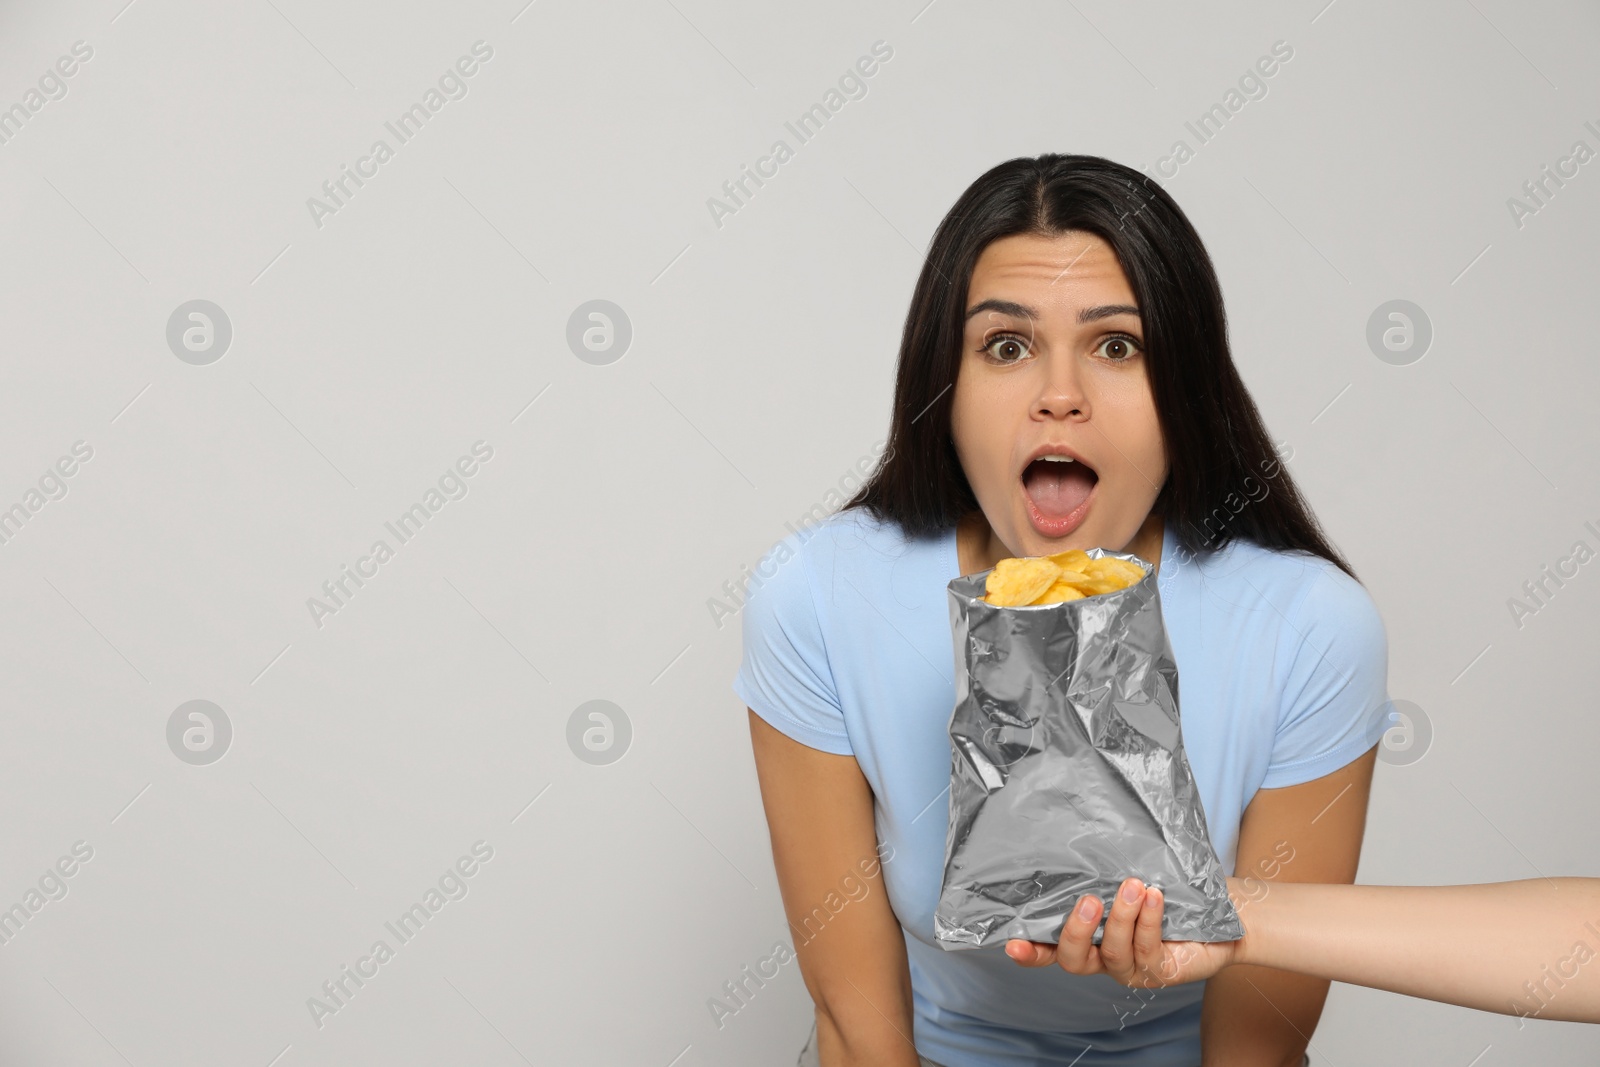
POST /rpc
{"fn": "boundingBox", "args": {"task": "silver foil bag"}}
[934,548,1243,950]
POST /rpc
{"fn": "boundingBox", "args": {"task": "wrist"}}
[1224,876,1265,968]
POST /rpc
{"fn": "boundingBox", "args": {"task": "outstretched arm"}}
[1233,877,1600,1025]
[1008,875,1600,1025]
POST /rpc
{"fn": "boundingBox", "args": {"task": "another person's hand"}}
[1003,876,1241,988]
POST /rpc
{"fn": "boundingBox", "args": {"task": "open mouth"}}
[1021,454,1098,536]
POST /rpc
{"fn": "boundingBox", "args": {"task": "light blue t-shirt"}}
[733,507,1390,1067]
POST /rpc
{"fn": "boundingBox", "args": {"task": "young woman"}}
[736,154,1389,1066]
[1007,875,1600,1027]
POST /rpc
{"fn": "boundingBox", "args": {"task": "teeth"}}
[1040,455,1074,462]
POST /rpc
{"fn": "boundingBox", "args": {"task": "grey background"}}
[0,0,1595,1063]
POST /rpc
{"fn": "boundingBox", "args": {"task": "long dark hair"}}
[844,153,1356,581]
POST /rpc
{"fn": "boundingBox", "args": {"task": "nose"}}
[1031,350,1089,421]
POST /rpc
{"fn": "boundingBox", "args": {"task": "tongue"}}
[1023,460,1096,518]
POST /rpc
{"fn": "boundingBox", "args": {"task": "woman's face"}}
[950,230,1168,560]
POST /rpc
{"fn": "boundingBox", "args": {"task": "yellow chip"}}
[1047,549,1091,573]
[1073,577,1122,596]
[1030,580,1087,605]
[981,549,1148,605]
[1084,556,1145,589]
[983,557,1061,606]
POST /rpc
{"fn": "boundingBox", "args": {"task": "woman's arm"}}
[1199,746,1378,1065]
[747,710,922,1067]
[1010,874,1600,1025]
[1235,877,1600,1024]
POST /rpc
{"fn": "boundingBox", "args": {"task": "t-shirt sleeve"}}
[1260,561,1391,789]
[732,532,854,756]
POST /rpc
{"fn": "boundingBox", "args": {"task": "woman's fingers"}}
[1131,886,1167,983]
[1096,877,1146,981]
[1052,892,1106,974]
[1005,881,1181,991]
[1004,892,1104,970]
[1004,939,1054,966]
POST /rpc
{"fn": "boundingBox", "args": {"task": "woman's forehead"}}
[967,233,1137,321]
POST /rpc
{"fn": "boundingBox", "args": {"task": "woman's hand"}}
[1004,876,1241,988]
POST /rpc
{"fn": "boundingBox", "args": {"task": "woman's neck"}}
[957,510,1165,577]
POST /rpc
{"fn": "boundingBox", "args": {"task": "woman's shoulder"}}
[1187,535,1383,635]
[1184,537,1390,761]
[755,505,933,572]
[742,507,947,630]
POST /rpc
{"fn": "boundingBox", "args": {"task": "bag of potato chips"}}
[933,547,1243,949]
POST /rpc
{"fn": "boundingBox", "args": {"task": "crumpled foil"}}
[934,548,1243,950]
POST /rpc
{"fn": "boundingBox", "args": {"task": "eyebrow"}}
[963,299,1141,325]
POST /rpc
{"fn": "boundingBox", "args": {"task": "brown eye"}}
[1098,335,1141,362]
[981,333,1029,361]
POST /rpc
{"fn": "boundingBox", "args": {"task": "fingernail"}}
[1077,896,1097,921]
[1120,880,1143,904]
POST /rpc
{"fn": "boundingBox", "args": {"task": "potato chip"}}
[981,549,1145,605]
[982,557,1061,606]
[1047,549,1091,573]
[1084,556,1145,587]
[1030,580,1087,605]
[1072,577,1122,596]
